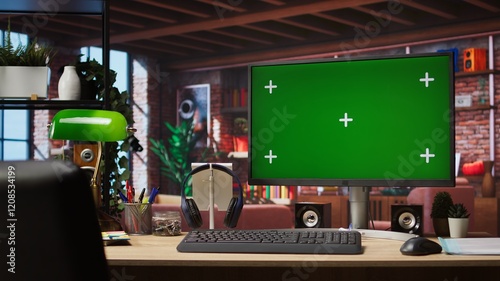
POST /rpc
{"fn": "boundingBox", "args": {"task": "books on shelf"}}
[245,184,297,204]
[224,87,247,108]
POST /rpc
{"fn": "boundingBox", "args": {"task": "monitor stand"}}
[348,186,419,241]
[348,186,370,229]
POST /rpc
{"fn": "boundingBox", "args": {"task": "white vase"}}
[448,218,469,238]
[58,66,81,100]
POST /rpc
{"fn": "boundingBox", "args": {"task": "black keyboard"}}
[176,229,363,254]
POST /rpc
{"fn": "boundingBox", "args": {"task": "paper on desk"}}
[439,237,500,255]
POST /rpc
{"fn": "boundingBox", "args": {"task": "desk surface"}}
[105,232,500,268]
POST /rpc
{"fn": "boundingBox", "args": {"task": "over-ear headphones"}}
[180,163,244,229]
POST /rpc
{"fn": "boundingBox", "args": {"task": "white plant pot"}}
[58,66,81,100]
[0,66,49,98]
[448,218,469,238]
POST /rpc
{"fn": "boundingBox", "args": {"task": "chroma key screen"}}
[248,52,455,188]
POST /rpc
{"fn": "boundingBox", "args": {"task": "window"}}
[0,30,30,160]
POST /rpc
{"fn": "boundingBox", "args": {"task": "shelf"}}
[455,69,498,78]
[455,104,495,112]
[227,151,248,158]
[221,107,247,114]
[0,100,103,110]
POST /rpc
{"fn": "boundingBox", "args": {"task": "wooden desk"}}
[105,234,500,281]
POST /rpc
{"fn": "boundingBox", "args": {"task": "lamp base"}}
[97,210,122,232]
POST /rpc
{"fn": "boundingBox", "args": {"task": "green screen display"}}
[248,53,455,187]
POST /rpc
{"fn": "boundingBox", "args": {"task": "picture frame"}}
[176,83,211,147]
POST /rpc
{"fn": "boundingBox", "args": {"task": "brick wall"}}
[142,35,500,196]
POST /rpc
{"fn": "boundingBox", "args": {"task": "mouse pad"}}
[439,237,500,255]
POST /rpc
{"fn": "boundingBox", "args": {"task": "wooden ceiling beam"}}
[133,0,212,18]
[242,24,305,40]
[399,0,456,20]
[275,18,339,36]
[81,0,386,45]
[164,18,500,71]
[351,6,415,25]
[209,29,273,45]
[463,0,500,12]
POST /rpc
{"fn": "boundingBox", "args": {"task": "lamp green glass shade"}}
[49,109,128,141]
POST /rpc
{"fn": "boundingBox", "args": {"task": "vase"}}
[482,160,495,197]
[233,135,248,152]
[448,218,469,238]
[58,65,81,100]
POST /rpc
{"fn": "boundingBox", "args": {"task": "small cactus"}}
[431,191,453,218]
[448,203,470,218]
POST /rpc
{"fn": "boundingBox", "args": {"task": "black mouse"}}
[400,237,442,255]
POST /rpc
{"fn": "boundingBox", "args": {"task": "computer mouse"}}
[400,237,442,255]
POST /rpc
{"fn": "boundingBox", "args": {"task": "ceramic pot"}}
[432,218,450,237]
[58,65,81,100]
[448,218,469,238]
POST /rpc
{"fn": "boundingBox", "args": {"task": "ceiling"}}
[2,0,500,71]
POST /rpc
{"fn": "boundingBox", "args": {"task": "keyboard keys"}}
[177,229,362,254]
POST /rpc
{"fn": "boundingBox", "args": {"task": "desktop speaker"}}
[463,48,487,72]
[73,143,99,168]
[295,202,331,228]
[391,205,423,236]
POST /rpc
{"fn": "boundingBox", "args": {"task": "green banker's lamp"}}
[49,109,135,230]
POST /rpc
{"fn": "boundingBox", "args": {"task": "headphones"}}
[180,164,244,229]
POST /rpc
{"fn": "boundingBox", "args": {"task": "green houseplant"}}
[431,191,454,237]
[0,18,56,98]
[72,56,135,217]
[150,119,220,196]
[448,203,470,238]
[448,203,470,219]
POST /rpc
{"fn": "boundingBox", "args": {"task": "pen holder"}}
[123,203,152,235]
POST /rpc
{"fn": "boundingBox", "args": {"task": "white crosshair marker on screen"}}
[419,72,435,87]
[420,148,435,163]
[264,150,277,164]
[264,80,277,94]
[339,113,353,127]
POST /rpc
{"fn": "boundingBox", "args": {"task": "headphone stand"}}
[208,164,215,229]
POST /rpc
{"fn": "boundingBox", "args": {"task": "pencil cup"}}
[123,203,152,235]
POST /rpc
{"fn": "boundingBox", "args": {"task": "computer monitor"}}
[248,52,455,229]
[0,160,109,280]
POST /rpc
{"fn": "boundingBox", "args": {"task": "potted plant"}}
[0,18,56,98]
[430,191,453,237]
[150,119,220,196]
[448,203,470,238]
[233,117,248,152]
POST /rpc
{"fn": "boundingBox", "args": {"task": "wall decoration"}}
[177,83,210,148]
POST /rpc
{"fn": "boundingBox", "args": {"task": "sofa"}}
[152,195,294,231]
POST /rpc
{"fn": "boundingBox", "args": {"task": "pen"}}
[148,187,160,204]
[126,180,133,203]
[138,188,146,203]
[117,188,128,203]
